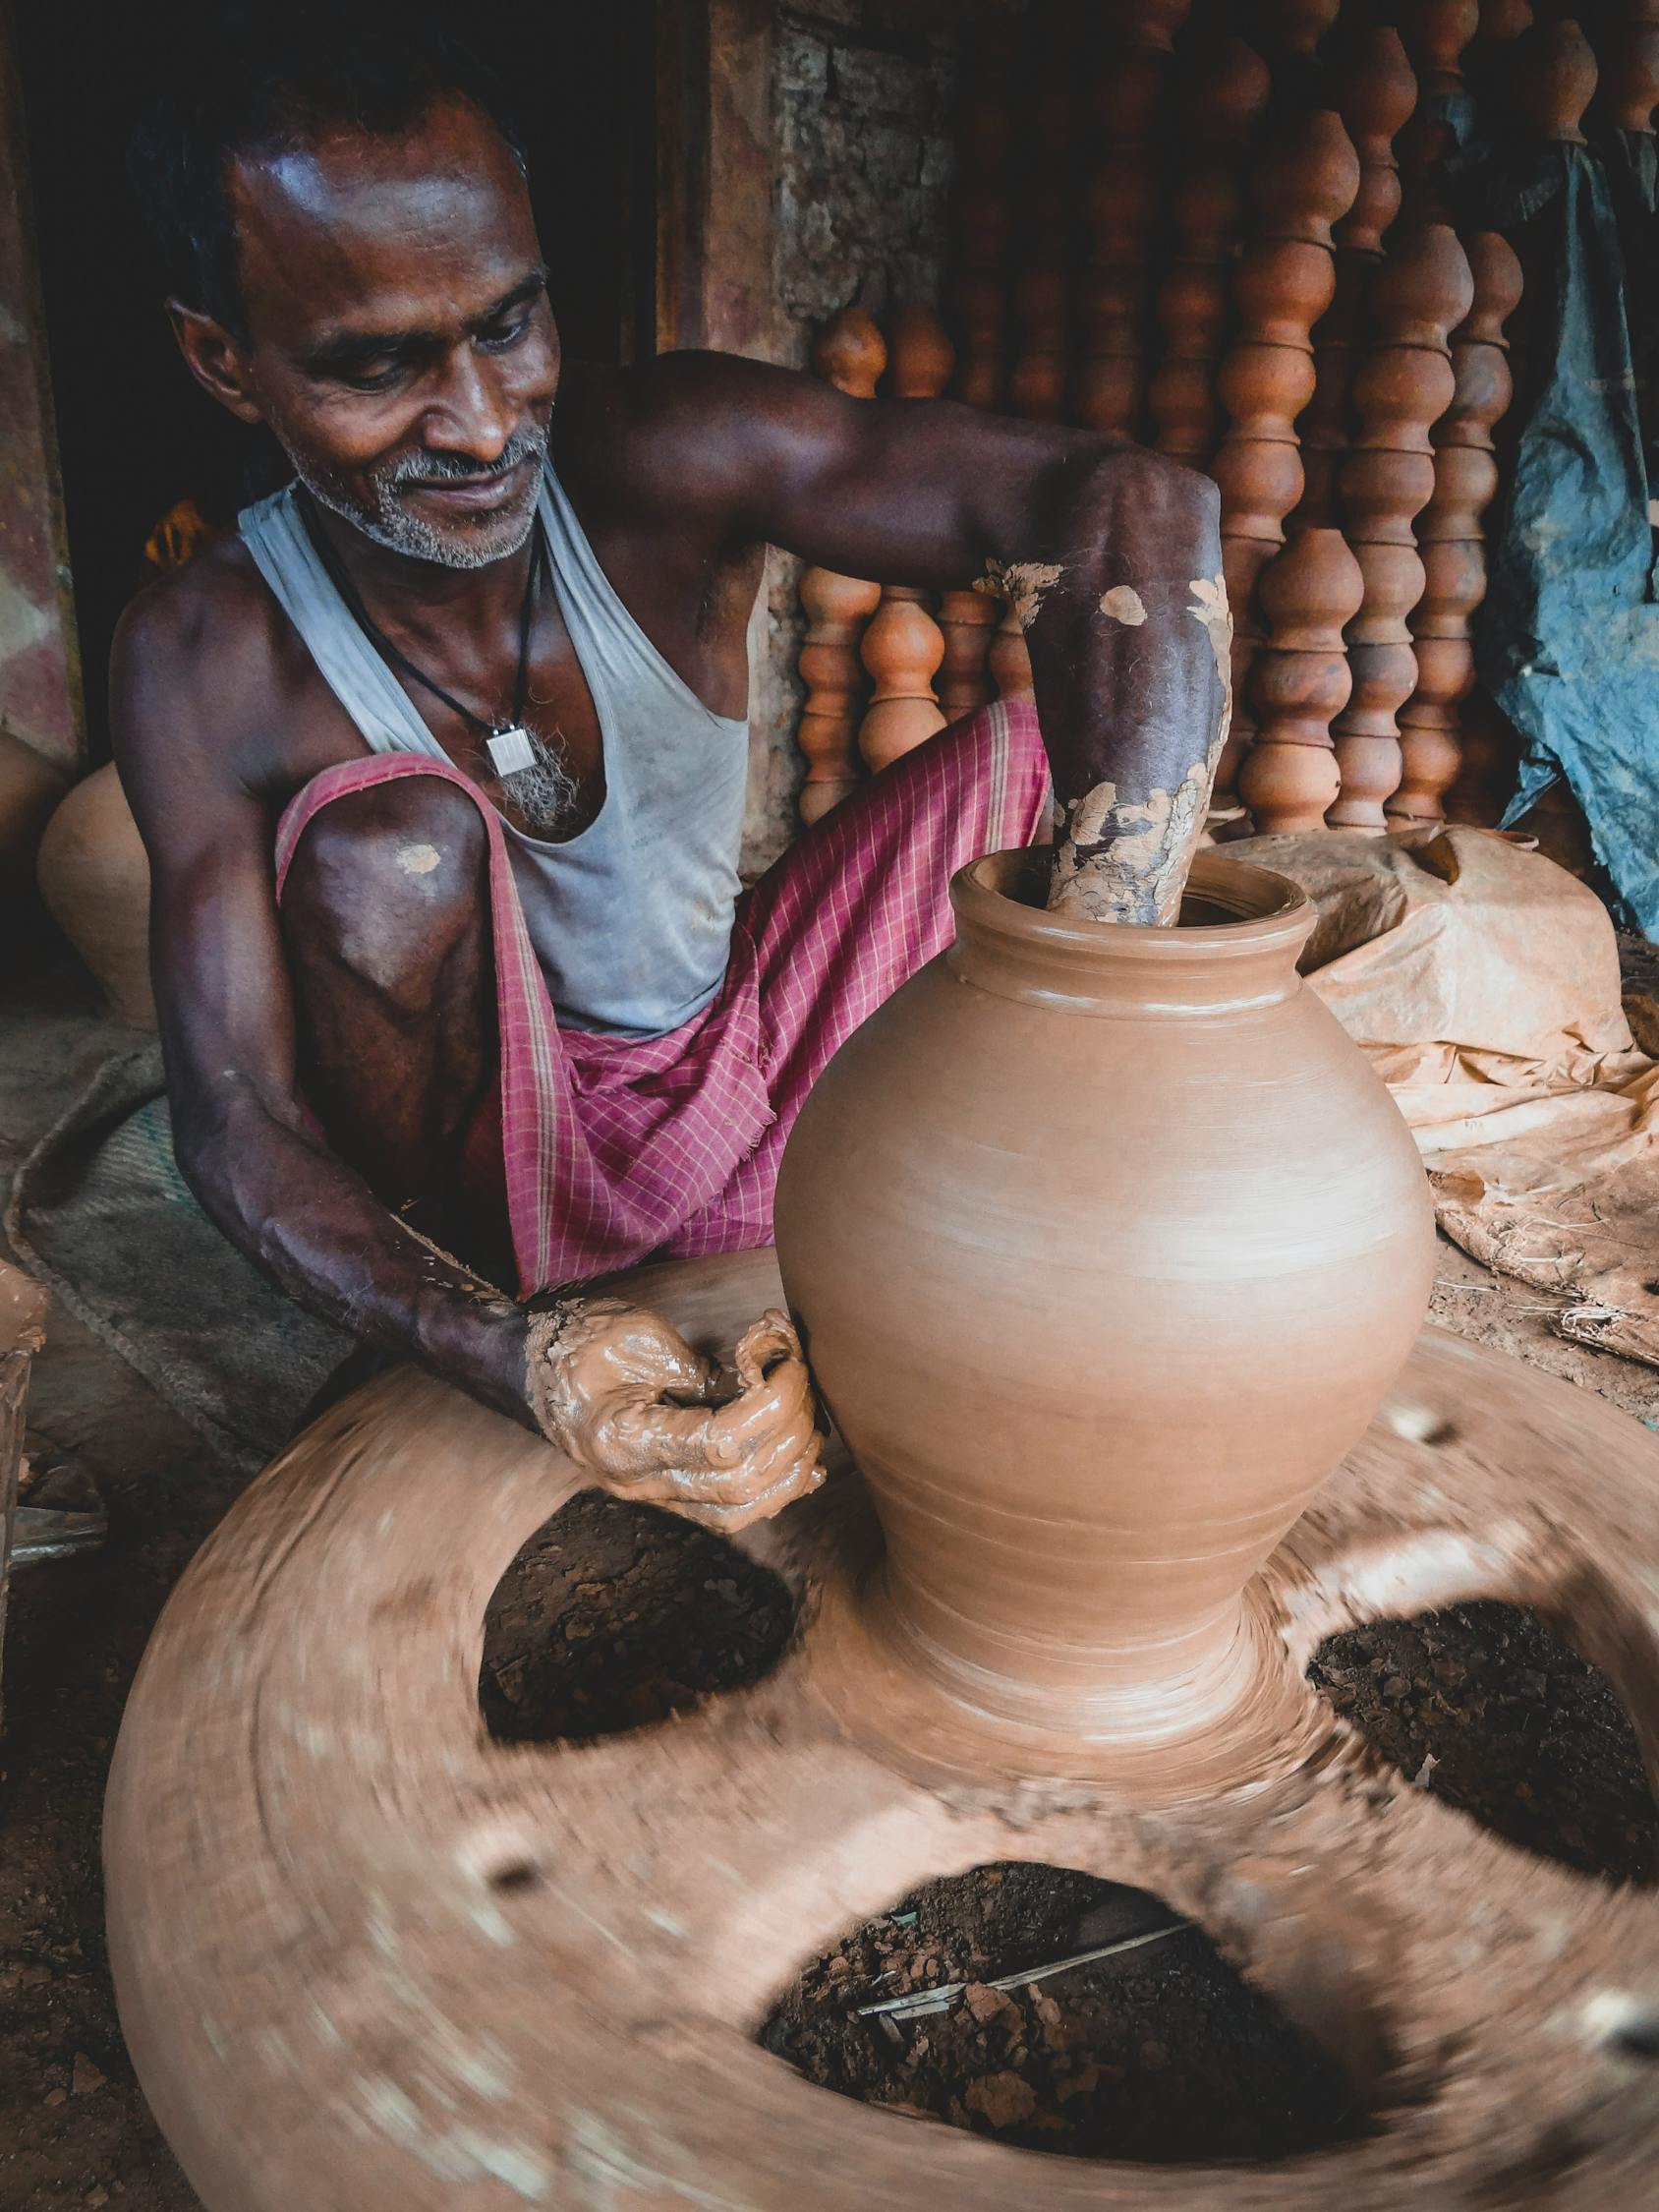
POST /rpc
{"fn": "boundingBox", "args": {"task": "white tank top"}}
[238,464,751,1037]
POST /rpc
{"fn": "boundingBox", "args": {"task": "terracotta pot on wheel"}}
[774,850,1435,1744]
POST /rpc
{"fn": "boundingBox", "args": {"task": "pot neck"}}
[947,851,1316,1017]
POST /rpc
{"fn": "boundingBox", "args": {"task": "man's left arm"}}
[660,353,1230,924]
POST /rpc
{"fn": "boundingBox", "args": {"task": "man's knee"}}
[281,775,488,1004]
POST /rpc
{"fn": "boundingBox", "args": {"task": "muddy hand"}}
[527,1297,827,1532]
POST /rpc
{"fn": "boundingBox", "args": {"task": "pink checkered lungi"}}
[274,698,1051,1296]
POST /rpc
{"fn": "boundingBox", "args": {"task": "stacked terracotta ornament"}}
[1212,107,1359,816]
[1292,25,1418,538]
[857,307,954,778]
[1327,222,1474,828]
[1391,231,1522,825]
[793,311,887,827]
[790,297,1039,829]
[790,1,1576,836]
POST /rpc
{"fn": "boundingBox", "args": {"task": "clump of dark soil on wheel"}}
[479,1491,794,1742]
[1309,1600,1658,1885]
[760,1862,1364,2161]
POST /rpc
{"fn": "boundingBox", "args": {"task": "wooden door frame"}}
[0,0,83,769]
[655,0,781,362]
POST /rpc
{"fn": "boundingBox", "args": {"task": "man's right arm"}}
[108,576,826,1529]
[110,579,536,1425]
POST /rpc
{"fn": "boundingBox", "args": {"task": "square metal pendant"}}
[486,726,536,777]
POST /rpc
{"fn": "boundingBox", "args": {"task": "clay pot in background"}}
[0,728,69,905]
[775,850,1434,1742]
[36,761,156,1029]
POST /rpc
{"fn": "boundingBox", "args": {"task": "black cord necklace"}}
[300,492,546,778]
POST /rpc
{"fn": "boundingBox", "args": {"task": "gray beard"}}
[283,424,549,570]
[502,726,582,839]
[275,419,578,830]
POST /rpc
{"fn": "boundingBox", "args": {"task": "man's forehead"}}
[227,99,537,330]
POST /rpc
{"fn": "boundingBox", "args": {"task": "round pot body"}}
[37,762,156,1029]
[773,850,1435,1740]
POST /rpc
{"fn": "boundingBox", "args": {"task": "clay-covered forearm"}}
[176,1084,533,1426]
[718,363,1224,916]
[1003,446,1230,924]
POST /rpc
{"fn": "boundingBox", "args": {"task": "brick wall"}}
[773,2,963,366]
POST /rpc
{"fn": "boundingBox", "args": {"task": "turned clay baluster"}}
[816,304,886,404]
[1497,24,1596,419]
[1239,528,1365,831]
[1005,54,1075,424]
[890,304,996,727]
[1391,231,1522,824]
[858,597,947,775]
[1399,0,1480,224]
[856,309,951,776]
[987,596,1037,708]
[1296,29,1420,530]
[1464,0,1533,129]
[1148,37,1273,462]
[936,593,1001,725]
[1211,109,1359,814]
[1113,0,1194,53]
[1336,27,1420,262]
[1446,688,1520,822]
[798,569,884,825]
[1256,0,1343,68]
[943,194,1030,717]
[1075,35,1169,437]
[950,51,1014,410]
[1390,540,1488,825]
[1602,0,1659,132]
[1328,223,1473,828]
[1519,17,1600,144]
[795,311,887,826]
[1473,0,1534,68]
[886,301,955,403]
[1409,0,1482,98]
[952,229,1011,415]
[1007,265,1071,422]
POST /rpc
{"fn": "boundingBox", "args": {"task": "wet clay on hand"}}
[527,1297,827,1533]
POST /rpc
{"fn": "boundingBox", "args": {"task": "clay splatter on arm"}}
[973,557,1065,630]
[1050,572,1233,925]
[1005,451,1230,926]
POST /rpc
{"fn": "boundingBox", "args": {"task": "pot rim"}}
[952,848,1317,965]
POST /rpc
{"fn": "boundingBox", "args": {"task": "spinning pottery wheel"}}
[106,862,1659,2210]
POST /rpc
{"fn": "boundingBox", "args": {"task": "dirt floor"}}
[4,953,1659,2205]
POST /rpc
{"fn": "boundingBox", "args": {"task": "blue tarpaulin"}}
[1470,138,1659,929]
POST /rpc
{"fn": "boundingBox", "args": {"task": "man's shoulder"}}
[116,528,276,663]
[111,524,304,795]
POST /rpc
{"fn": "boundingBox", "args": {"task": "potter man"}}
[116,25,1226,1524]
